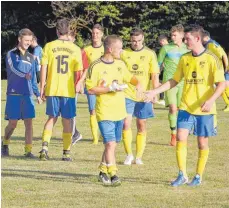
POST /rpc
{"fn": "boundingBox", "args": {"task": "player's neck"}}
[18,45,26,55]
[58,35,69,41]
[93,41,102,48]
[175,41,183,47]
[101,54,114,63]
[192,45,205,56]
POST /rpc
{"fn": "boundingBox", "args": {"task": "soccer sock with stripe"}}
[25,144,32,153]
[98,162,108,174]
[122,129,133,155]
[41,129,52,151]
[3,138,10,145]
[196,148,209,179]
[136,132,146,159]
[176,141,187,176]
[107,164,118,177]
[90,115,99,144]
[168,113,177,134]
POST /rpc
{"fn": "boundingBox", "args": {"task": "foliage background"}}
[1,1,229,78]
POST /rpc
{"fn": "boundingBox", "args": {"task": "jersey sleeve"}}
[212,56,225,83]
[73,48,83,72]
[150,51,160,74]
[40,43,49,65]
[173,57,184,83]
[81,49,89,70]
[121,62,133,83]
[157,46,167,67]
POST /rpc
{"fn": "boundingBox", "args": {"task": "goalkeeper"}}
[86,35,141,186]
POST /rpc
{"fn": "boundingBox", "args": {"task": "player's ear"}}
[18,37,21,43]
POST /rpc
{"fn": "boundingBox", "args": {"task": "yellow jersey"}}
[86,58,133,121]
[41,39,83,98]
[84,45,104,64]
[173,49,225,115]
[121,47,160,101]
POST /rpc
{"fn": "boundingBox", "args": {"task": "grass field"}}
[1,80,229,208]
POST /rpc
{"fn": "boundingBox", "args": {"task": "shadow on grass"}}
[9,136,63,142]
[148,141,170,146]
[2,168,95,184]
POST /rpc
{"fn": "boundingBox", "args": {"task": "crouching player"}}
[144,25,225,186]
[86,35,140,186]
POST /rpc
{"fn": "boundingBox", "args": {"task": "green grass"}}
[1,80,229,208]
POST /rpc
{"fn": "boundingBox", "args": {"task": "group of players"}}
[2,18,229,187]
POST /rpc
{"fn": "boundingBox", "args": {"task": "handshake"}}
[100,80,128,92]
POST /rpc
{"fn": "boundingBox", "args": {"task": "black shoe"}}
[72,131,83,145]
[39,149,49,161]
[24,152,36,158]
[98,172,111,186]
[62,152,73,161]
[111,175,121,186]
[1,143,9,157]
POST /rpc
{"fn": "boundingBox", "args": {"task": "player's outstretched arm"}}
[40,64,47,101]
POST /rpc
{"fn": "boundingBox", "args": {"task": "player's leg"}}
[85,87,99,144]
[122,98,135,165]
[61,97,76,161]
[166,87,178,146]
[171,110,192,187]
[2,95,21,156]
[188,114,214,186]
[134,102,154,165]
[39,96,59,160]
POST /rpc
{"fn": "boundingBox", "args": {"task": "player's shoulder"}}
[114,59,127,67]
[204,49,221,61]
[143,46,157,55]
[180,51,192,60]
[90,58,102,69]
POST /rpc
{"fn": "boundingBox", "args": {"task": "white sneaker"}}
[123,154,134,165]
[135,158,144,165]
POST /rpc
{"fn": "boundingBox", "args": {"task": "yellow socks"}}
[42,129,52,149]
[222,87,229,105]
[98,162,108,174]
[168,113,177,134]
[136,132,146,159]
[90,115,99,144]
[63,132,72,151]
[107,164,118,177]
[122,129,133,155]
[25,144,32,153]
[176,141,187,176]
[196,149,209,178]
[3,138,10,145]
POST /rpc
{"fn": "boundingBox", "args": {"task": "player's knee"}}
[105,141,116,150]
[9,120,18,129]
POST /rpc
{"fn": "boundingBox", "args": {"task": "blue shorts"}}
[46,96,76,119]
[225,72,229,81]
[177,110,217,137]
[84,87,96,112]
[5,95,35,120]
[98,120,124,144]
[125,98,154,119]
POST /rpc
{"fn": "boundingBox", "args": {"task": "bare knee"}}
[8,120,18,129]
[198,137,209,149]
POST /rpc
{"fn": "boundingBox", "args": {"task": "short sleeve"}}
[173,57,184,83]
[212,56,225,83]
[40,43,49,65]
[86,66,99,90]
[149,51,160,74]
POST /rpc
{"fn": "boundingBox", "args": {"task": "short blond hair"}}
[171,24,184,33]
[104,35,122,51]
[18,28,34,38]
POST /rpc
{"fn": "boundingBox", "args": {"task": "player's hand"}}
[201,100,214,112]
[143,90,157,103]
[79,85,84,94]
[108,81,127,92]
[75,81,82,93]
[37,96,43,104]
[40,89,46,101]
[25,73,31,80]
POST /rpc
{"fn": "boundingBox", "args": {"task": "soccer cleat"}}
[171,171,189,187]
[62,153,73,161]
[39,149,49,161]
[135,158,144,165]
[98,172,111,186]
[123,154,134,165]
[223,105,229,112]
[24,152,36,158]
[170,134,177,146]
[111,175,121,186]
[188,174,201,186]
[72,132,83,145]
[1,143,9,157]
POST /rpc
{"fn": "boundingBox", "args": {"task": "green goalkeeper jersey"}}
[158,42,189,84]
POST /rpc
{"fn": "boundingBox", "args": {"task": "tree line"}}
[1,1,229,79]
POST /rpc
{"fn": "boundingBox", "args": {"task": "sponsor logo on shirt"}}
[132,64,138,70]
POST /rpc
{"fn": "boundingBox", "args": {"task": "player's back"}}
[41,39,82,98]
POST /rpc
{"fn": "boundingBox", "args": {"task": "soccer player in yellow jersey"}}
[121,28,160,165]
[86,35,140,186]
[202,30,229,112]
[76,24,104,144]
[39,19,83,161]
[144,25,225,186]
